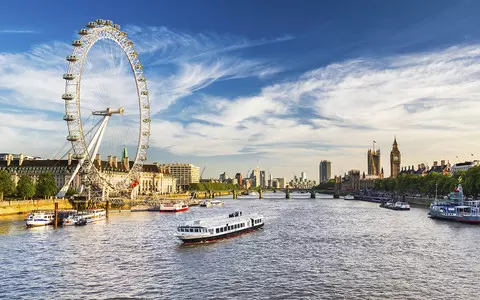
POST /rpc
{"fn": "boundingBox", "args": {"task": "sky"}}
[2,0,480,181]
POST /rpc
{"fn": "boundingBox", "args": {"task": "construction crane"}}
[246,169,250,178]
[200,166,206,180]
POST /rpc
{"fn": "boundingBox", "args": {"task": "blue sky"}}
[2,0,480,181]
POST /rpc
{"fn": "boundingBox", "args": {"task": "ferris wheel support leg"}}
[87,115,110,172]
[56,116,110,198]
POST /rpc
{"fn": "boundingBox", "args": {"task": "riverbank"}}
[0,199,74,216]
[405,196,435,207]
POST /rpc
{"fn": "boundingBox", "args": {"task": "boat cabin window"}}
[216,228,219,233]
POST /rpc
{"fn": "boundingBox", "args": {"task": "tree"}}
[16,175,36,199]
[36,173,57,199]
[0,170,14,200]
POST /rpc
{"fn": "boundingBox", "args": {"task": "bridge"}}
[193,187,320,199]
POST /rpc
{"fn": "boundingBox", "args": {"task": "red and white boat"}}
[160,202,189,212]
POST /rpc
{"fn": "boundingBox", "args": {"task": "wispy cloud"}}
[0,25,288,159]
[148,44,480,177]
[0,29,37,34]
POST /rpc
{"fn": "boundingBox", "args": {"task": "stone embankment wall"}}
[405,197,434,207]
[0,199,74,216]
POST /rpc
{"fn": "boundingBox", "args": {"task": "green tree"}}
[65,187,77,197]
[16,175,36,199]
[36,173,57,199]
[0,170,14,200]
[464,166,480,198]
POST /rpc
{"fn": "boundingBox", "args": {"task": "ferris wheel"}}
[57,19,151,198]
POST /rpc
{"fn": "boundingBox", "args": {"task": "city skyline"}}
[3,1,480,179]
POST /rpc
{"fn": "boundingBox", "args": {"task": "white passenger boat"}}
[200,200,213,207]
[176,212,264,244]
[62,211,80,226]
[160,202,188,212]
[76,209,106,223]
[25,211,55,227]
[344,194,355,200]
[200,200,223,207]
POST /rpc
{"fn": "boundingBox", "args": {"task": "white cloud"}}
[0,25,286,163]
[0,29,37,34]
[148,44,480,178]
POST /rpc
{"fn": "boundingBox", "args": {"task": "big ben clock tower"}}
[390,136,401,178]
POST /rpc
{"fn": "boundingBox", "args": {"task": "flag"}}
[373,140,376,143]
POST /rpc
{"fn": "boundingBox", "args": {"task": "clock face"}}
[394,156,399,161]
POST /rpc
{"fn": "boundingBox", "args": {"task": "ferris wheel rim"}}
[62,19,151,191]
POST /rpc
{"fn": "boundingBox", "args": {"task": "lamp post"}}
[435,182,438,201]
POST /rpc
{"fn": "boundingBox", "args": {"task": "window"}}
[216,228,219,233]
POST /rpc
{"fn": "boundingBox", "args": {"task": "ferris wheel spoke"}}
[57,19,151,199]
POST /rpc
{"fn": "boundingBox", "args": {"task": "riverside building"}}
[319,160,331,183]
[160,163,200,192]
[0,153,177,196]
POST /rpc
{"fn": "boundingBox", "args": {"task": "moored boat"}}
[200,199,223,207]
[76,209,106,223]
[344,194,355,200]
[200,200,213,207]
[380,201,410,210]
[25,211,55,227]
[176,211,264,244]
[428,184,480,223]
[160,202,188,212]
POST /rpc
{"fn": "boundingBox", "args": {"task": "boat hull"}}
[26,220,54,227]
[179,223,264,244]
[160,207,189,213]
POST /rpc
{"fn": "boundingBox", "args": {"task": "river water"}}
[1,193,479,299]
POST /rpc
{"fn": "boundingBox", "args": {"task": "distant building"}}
[276,178,286,189]
[0,153,176,195]
[319,160,331,183]
[251,168,261,187]
[235,173,243,185]
[260,170,266,187]
[390,137,401,178]
[300,172,306,181]
[451,161,479,175]
[367,149,381,176]
[0,153,41,161]
[161,163,200,192]
[400,160,451,177]
[219,172,230,183]
[343,170,360,191]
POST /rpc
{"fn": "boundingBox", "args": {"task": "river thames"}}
[1,193,479,299]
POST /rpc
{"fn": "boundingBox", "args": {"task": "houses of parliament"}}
[367,137,401,178]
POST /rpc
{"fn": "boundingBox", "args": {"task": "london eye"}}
[57,19,151,199]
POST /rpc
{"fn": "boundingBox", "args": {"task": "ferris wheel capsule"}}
[113,24,121,30]
[96,19,105,25]
[72,154,85,160]
[72,40,83,47]
[86,22,96,28]
[105,20,113,26]
[78,29,89,35]
[63,74,75,80]
[66,55,78,62]
[62,93,74,100]
[66,135,80,142]
[63,114,75,121]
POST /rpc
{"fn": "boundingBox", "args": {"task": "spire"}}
[122,146,128,159]
[393,135,397,146]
